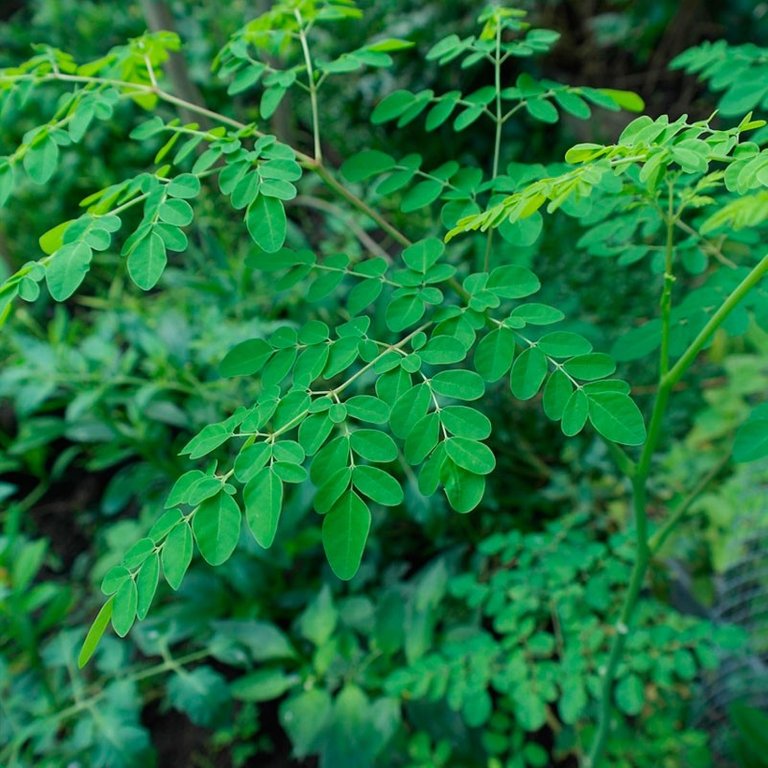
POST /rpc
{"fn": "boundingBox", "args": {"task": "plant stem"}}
[648,450,730,555]
[293,194,392,261]
[588,248,768,766]
[492,23,503,181]
[294,9,322,162]
[483,21,504,273]
[310,161,411,247]
[659,183,676,377]
[665,253,768,388]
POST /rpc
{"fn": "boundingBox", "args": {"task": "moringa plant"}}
[1,2,768,765]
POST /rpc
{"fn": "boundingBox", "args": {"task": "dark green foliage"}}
[1,1,768,766]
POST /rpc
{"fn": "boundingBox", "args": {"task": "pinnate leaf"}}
[587,391,646,446]
[244,468,283,547]
[193,493,242,566]
[322,491,371,580]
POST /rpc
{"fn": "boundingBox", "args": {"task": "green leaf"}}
[231,669,299,702]
[162,521,193,590]
[587,391,647,446]
[439,405,491,439]
[135,552,159,620]
[310,435,350,485]
[181,421,234,459]
[475,327,516,382]
[246,194,287,253]
[244,468,283,547]
[542,370,573,420]
[101,565,129,596]
[261,85,288,119]
[220,338,272,377]
[615,673,644,716]
[402,238,444,273]
[352,465,403,506]
[78,598,113,668]
[39,218,74,255]
[167,666,230,727]
[565,142,606,164]
[444,437,496,474]
[510,347,548,400]
[275,460,307,483]
[554,90,591,119]
[299,584,338,645]
[425,92,460,130]
[365,37,414,52]
[558,680,587,725]
[404,411,440,464]
[314,466,353,515]
[112,577,138,637]
[733,417,768,462]
[385,293,425,332]
[234,443,272,483]
[510,303,564,325]
[599,88,645,112]
[127,231,167,291]
[280,689,333,759]
[537,332,592,358]
[346,395,390,424]
[420,335,467,365]
[23,134,59,185]
[372,89,415,124]
[487,265,540,298]
[563,353,616,381]
[561,389,589,436]
[350,429,398,462]
[0,160,14,207]
[401,179,443,212]
[158,198,193,226]
[166,473,204,507]
[227,64,264,95]
[431,370,485,401]
[390,383,431,438]
[324,337,359,378]
[348,279,383,316]
[298,412,334,456]
[45,241,92,301]
[454,104,484,131]
[525,97,559,123]
[193,493,241,566]
[441,461,485,513]
[341,150,397,181]
[167,173,201,199]
[322,491,371,580]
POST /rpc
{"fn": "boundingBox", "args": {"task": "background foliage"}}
[1,1,768,766]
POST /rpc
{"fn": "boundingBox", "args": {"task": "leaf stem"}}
[483,21,504,273]
[309,161,411,247]
[664,253,768,388]
[659,182,676,378]
[648,450,731,555]
[294,9,322,162]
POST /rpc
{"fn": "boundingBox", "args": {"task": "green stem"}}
[294,9,322,162]
[665,253,768,388]
[586,501,649,767]
[648,450,730,555]
[587,194,679,765]
[483,22,503,273]
[659,183,676,378]
[588,250,768,766]
[310,161,411,247]
[491,23,503,180]
[604,440,636,478]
